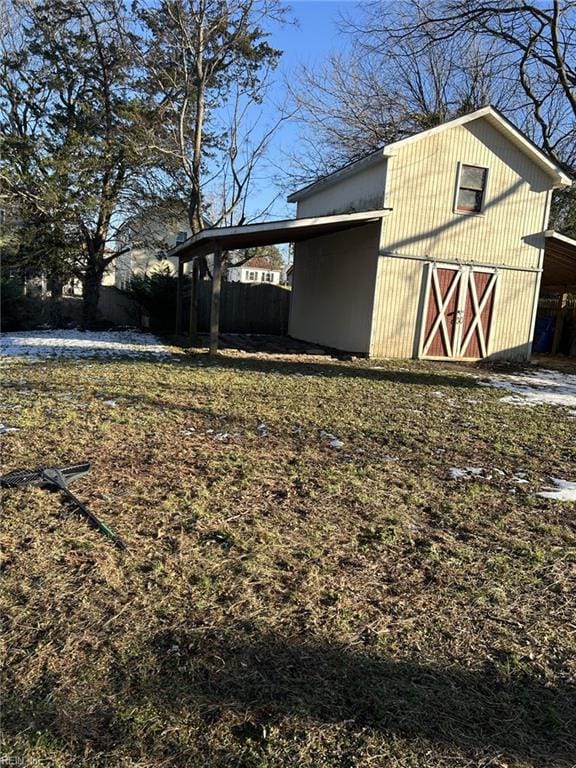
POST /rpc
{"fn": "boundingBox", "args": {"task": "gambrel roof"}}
[288,106,572,203]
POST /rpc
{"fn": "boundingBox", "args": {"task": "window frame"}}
[454,162,489,216]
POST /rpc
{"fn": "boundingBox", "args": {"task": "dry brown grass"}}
[1,352,575,767]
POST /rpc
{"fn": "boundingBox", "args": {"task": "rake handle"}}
[42,469,126,550]
[63,486,127,550]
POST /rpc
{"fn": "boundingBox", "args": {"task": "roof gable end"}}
[288,106,571,204]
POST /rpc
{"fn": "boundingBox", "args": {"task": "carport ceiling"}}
[543,231,576,290]
[171,209,391,264]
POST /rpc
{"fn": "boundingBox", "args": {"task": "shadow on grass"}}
[6,632,572,766]
[184,354,480,388]
[4,354,481,402]
[141,633,574,765]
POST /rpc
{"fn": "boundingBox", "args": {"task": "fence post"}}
[551,292,568,355]
[209,245,222,355]
[188,260,199,343]
[175,258,184,335]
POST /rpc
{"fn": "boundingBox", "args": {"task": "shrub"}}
[122,266,179,334]
[0,276,43,331]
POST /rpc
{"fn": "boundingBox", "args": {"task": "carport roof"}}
[170,209,391,263]
[543,231,576,290]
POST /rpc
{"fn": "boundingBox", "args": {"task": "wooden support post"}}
[188,259,199,344]
[551,292,568,355]
[175,258,184,335]
[209,245,222,355]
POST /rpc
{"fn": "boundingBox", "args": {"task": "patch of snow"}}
[537,478,576,502]
[257,423,268,437]
[449,467,482,480]
[0,329,175,359]
[449,467,495,480]
[479,369,576,409]
[0,424,19,434]
[449,466,505,481]
[103,400,117,407]
[319,429,343,449]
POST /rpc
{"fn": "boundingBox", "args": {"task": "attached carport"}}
[170,209,391,354]
[543,231,576,291]
[542,230,576,354]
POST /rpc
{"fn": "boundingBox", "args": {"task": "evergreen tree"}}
[0,0,156,326]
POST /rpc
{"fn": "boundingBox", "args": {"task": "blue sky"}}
[241,0,359,221]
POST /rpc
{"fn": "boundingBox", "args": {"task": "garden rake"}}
[0,462,126,550]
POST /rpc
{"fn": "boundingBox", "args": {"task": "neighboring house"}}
[227,256,281,284]
[286,106,572,360]
[112,215,191,289]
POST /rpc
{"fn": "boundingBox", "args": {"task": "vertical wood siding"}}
[370,257,423,358]
[297,162,388,218]
[370,119,551,359]
[379,121,550,268]
[488,269,537,360]
[289,223,380,353]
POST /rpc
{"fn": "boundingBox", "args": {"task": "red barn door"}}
[420,264,498,360]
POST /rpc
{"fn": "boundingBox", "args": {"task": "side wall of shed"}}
[296,162,388,218]
[379,121,551,267]
[289,223,380,353]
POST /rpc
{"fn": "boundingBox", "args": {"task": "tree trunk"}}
[48,273,64,298]
[82,262,105,329]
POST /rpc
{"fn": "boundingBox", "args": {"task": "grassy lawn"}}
[1,353,575,767]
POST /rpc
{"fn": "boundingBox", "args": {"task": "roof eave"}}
[287,150,387,203]
[170,209,392,262]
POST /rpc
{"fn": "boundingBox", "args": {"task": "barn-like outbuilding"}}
[173,107,573,360]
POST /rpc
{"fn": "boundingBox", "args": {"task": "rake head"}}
[0,463,91,489]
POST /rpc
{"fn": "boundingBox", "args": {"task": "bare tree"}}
[138,0,289,348]
[138,0,287,236]
[288,18,516,182]
[355,0,576,172]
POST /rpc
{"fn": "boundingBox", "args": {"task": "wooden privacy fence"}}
[182,281,291,335]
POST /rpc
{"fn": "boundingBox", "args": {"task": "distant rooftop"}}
[240,256,282,271]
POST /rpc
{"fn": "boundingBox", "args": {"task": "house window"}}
[246,270,257,281]
[456,164,488,214]
[175,230,188,244]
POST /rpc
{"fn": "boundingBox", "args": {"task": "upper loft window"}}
[456,164,488,214]
[175,230,188,244]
